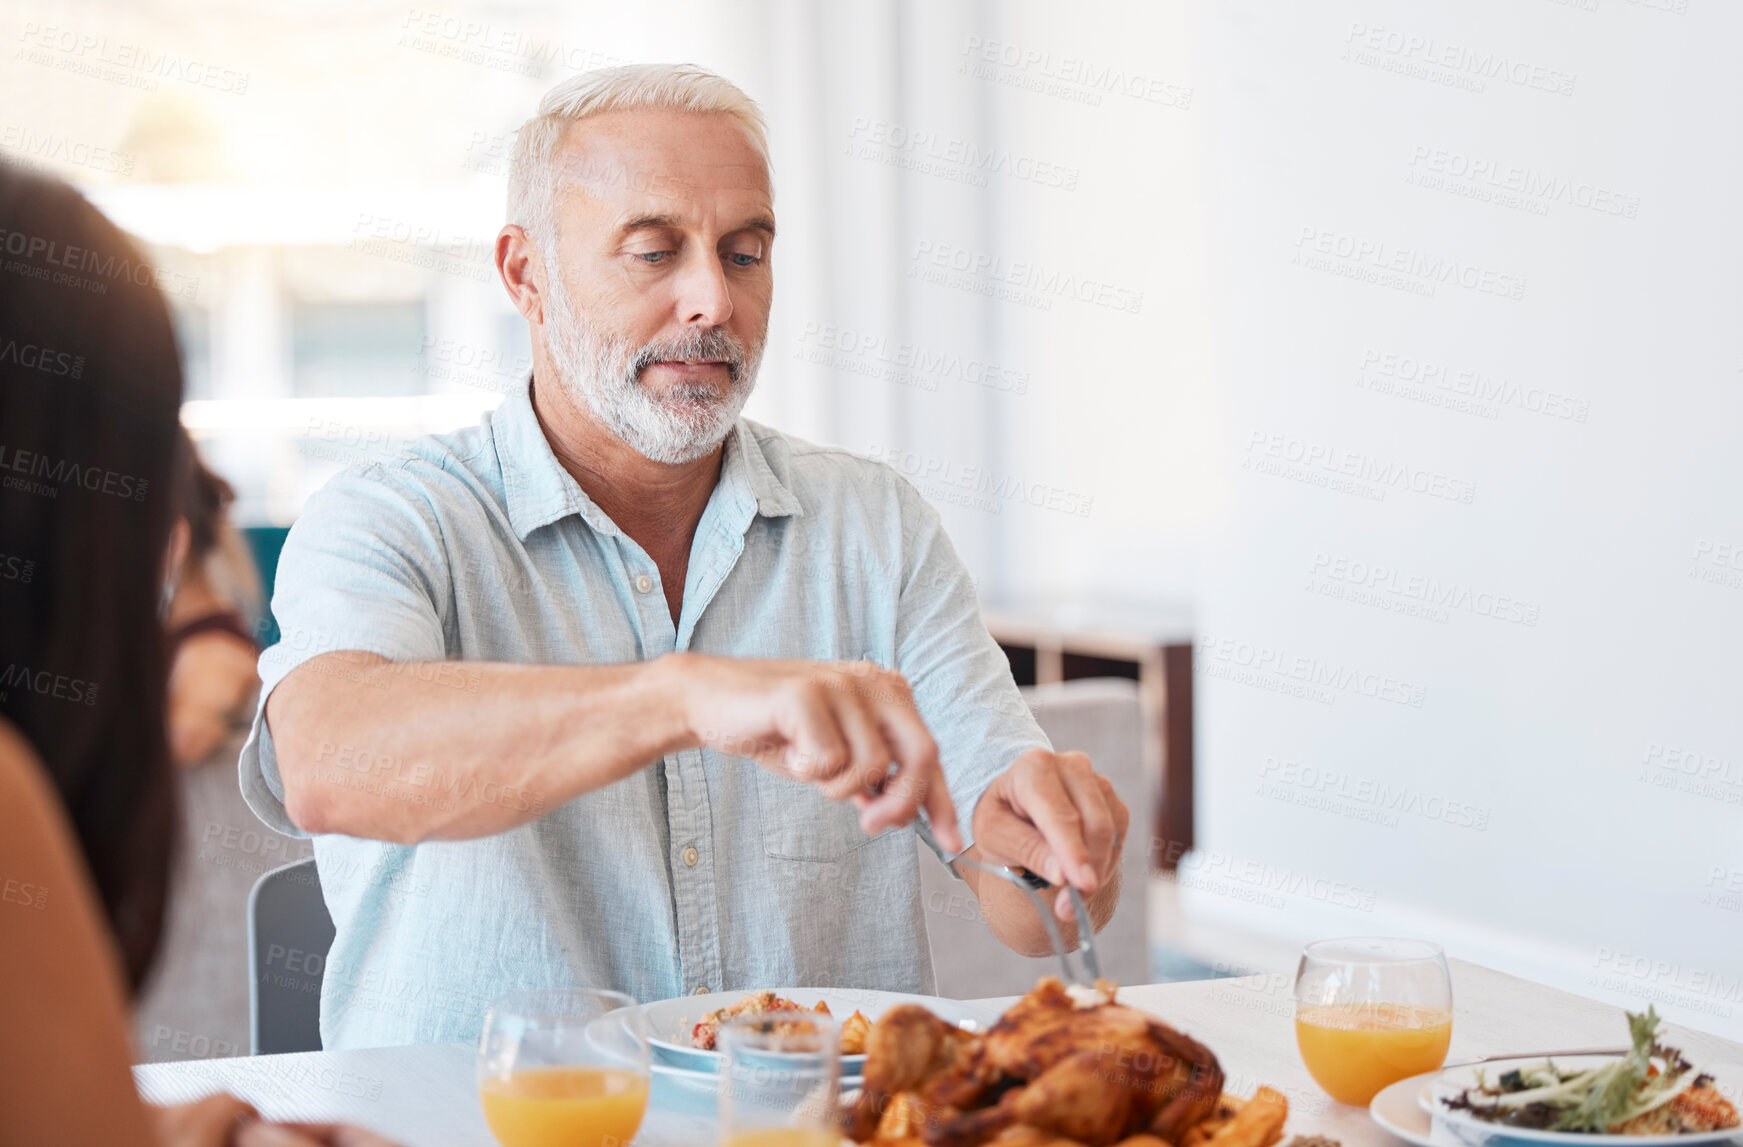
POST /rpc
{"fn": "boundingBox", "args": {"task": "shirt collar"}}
[728,417,805,520]
[492,378,803,542]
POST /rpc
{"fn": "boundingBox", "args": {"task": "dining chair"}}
[247,856,333,1054]
[238,525,290,647]
[919,677,1152,998]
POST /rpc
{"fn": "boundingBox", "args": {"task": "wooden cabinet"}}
[981,601,1195,872]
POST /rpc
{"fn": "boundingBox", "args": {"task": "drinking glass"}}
[477,987,650,1147]
[1294,937,1454,1106]
[717,1009,843,1147]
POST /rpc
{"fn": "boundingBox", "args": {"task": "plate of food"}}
[843,975,1295,1147]
[1371,1069,1469,1147]
[641,987,997,1079]
[1423,1009,1742,1147]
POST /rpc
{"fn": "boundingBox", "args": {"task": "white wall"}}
[742,1,1219,609]
[1187,0,1743,1041]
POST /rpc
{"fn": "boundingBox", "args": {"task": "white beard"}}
[541,264,763,464]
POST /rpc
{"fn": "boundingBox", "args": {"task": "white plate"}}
[1371,1071,1470,1147]
[640,987,997,1077]
[1423,1057,1743,1147]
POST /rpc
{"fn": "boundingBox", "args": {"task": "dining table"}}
[135,958,1743,1147]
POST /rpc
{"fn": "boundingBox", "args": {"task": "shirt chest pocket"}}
[753,768,891,862]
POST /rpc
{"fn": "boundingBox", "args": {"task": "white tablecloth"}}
[135,960,1743,1147]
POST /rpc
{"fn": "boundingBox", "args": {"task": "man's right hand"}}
[665,653,962,853]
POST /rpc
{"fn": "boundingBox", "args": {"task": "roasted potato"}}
[1183,1094,1244,1147]
[1203,1086,1288,1147]
[841,1008,872,1055]
[874,1091,930,1140]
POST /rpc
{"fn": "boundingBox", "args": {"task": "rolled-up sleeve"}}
[238,462,452,836]
[892,484,1050,863]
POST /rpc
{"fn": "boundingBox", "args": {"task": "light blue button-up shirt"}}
[238,379,1049,1049]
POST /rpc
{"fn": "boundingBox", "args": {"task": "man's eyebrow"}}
[618,212,682,235]
[614,212,777,238]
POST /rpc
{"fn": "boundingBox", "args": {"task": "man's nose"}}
[675,250,734,327]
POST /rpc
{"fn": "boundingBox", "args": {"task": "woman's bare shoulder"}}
[0,717,160,1146]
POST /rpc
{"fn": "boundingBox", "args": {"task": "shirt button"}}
[692,985,710,995]
[682,846,699,867]
[635,574,654,594]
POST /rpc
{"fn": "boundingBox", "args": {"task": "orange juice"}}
[480,1066,649,1147]
[1295,1002,1452,1105]
[720,1132,842,1147]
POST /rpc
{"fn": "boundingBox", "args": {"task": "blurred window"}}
[290,299,427,397]
[175,305,214,400]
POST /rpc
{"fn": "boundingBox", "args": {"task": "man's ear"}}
[496,225,545,324]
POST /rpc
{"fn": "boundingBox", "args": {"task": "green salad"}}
[1443,1008,1702,1133]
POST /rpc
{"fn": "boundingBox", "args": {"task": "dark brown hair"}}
[0,161,185,994]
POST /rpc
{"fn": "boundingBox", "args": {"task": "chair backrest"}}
[238,525,291,647]
[919,677,1152,998]
[247,857,333,1055]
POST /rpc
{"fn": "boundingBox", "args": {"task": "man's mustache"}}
[629,328,750,386]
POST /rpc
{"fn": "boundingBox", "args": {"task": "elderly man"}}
[243,62,1128,1049]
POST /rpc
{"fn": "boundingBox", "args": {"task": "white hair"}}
[507,62,771,251]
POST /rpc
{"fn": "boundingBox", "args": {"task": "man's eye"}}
[728,252,761,267]
[635,251,673,264]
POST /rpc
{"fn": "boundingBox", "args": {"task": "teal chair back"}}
[239,526,290,647]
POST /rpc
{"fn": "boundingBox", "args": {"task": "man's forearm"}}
[268,651,693,844]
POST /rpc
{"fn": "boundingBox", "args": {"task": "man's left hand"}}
[969,747,1129,921]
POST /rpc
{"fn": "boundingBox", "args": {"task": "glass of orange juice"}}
[476,987,650,1147]
[717,1009,842,1147]
[1294,937,1453,1106]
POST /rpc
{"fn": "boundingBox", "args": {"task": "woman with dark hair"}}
[165,433,264,768]
[0,162,397,1145]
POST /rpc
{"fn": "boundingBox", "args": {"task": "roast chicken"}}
[846,978,1224,1146]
